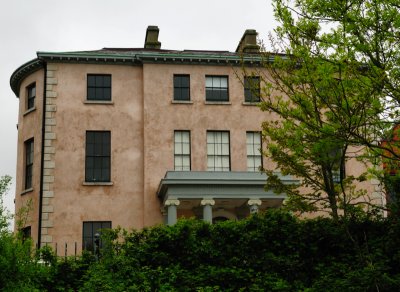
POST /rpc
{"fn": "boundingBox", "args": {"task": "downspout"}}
[38,61,47,249]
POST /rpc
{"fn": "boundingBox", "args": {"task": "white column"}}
[201,199,215,223]
[165,199,180,226]
[247,199,262,214]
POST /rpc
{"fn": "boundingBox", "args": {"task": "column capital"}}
[201,199,215,206]
[247,199,262,206]
[165,199,180,206]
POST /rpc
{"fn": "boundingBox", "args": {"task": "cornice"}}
[10,50,276,97]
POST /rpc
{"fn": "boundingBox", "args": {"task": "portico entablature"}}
[157,171,299,225]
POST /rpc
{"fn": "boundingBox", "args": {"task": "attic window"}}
[87,74,111,101]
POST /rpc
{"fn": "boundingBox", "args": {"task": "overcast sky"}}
[0,0,276,220]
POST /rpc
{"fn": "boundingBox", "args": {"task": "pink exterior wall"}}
[50,63,144,252]
[142,64,270,225]
[15,69,44,243]
[14,60,383,253]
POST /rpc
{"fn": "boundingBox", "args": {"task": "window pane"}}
[220,77,227,88]
[181,132,189,142]
[103,76,111,87]
[213,77,221,87]
[88,88,95,99]
[175,143,182,154]
[222,144,229,155]
[174,90,181,100]
[181,88,190,100]
[207,132,214,143]
[95,76,104,87]
[181,76,189,87]
[206,77,213,87]
[207,144,214,155]
[182,143,190,154]
[175,131,182,143]
[102,169,110,182]
[104,88,111,100]
[182,156,190,167]
[222,133,229,143]
[88,76,96,87]
[220,90,228,101]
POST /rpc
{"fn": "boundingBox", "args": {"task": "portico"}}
[157,171,298,225]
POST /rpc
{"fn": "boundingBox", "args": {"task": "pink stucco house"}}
[10,26,384,254]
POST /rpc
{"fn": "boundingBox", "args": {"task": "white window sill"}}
[21,188,33,195]
[242,102,260,106]
[171,100,193,104]
[83,100,114,105]
[82,182,113,186]
[23,107,36,116]
[204,101,231,105]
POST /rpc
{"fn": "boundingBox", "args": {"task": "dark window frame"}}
[246,131,263,171]
[24,138,34,190]
[174,130,191,171]
[207,130,231,171]
[82,221,111,252]
[85,131,111,182]
[87,74,112,101]
[205,76,229,102]
[173,75,190,101]
[27,83,36,110]
[244,76,260,102]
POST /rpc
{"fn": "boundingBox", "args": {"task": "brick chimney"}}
[235,29,260,53]
[144,25,161,49]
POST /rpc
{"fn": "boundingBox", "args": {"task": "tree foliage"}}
[257,0,400,218]
[0,204,400,290]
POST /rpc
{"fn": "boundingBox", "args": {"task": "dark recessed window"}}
[27,83,36,110]
[207,131,230,171]
[174,75,190,101]
[85,131,111,182]
[246,132,262,171]
[174,131,191,171]
[82,221,111,252]
[205,76,229,102]
[21,226,31,241]
[87,74,111,101]
[24,139,34,190]
[244,76,260,102]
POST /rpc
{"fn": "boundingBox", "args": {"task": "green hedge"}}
[1,210,400,291]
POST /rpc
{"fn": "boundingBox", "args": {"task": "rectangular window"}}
[27,83,36,110]
[24,139,34,190]
[333,165,346,183]
[87,74,112,101]
[244,76,260,102]
[173,75,190,101]
[174,131,191,171]
[247,132,262,171]
[85,131,111,182]
[205,76,229,102]
[207,131,230,171]
[82,221,111,252]
[21,226,31,241]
